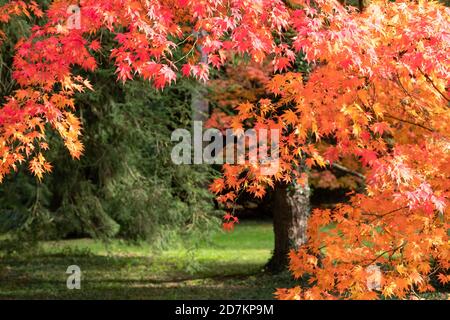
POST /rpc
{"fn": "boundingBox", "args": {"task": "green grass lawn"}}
[0,220,297,299]
[1,220,447,300]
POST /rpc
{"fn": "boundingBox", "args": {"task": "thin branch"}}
[394,73,414,99]
[418,68,450,103]
[363,241,408,267]
[331,162,366,181]
[172,37,198,65]
[362,206,409,222]
[385,113,435,133]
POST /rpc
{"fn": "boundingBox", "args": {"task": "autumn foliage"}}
[0,0,449,299]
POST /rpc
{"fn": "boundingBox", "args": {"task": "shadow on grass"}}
[0,252,295,299]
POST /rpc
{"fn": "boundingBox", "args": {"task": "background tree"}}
[0,3,220,245]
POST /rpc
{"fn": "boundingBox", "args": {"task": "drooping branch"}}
[363,241,408,267]
[362,206,409,223]
[385,114,435,133]
[331,162,366,181]
[418,68,450,104]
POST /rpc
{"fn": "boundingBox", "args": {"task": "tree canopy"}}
[0,0,449,299]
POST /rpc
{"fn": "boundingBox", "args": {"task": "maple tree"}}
[0,0,449,299]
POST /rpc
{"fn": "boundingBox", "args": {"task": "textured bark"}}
[191,34,209,123]
[191,89,209,122]
[358,0,371,12]
[266,178,311,273]
[337,0,371,12]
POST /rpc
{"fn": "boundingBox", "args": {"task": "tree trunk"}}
[191,32,209,123]
[266,178,311,273]
[358,0,371,12]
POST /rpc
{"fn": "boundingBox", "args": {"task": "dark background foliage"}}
[0,24,221,246]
